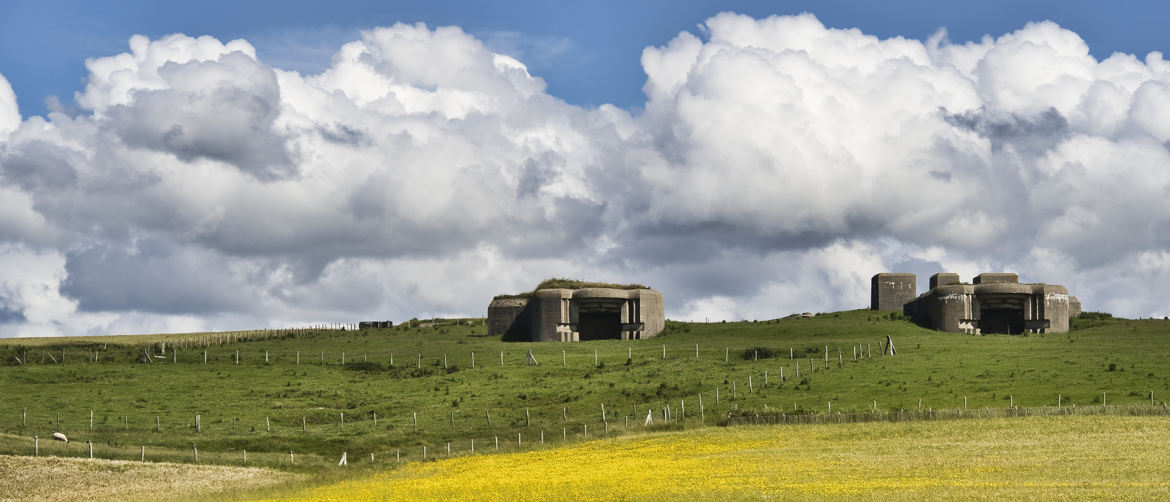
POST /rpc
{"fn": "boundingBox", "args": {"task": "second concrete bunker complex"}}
[872,272,1081,334]
[488,280,665,342]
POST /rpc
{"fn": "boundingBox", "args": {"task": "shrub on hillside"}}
[740,347,778,360]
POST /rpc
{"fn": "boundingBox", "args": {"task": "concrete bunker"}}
[872,272,1081,334]
[487,280,665,342]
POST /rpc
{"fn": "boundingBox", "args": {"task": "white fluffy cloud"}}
[0,74,18,139]
[2,14,1170,336]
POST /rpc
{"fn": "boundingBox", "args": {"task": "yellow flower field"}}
[272,415,1170,501]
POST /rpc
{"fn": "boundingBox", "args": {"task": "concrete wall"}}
[910,284,975,333]
[1069,296,1082,318]
[1040,285,1071,333]
[633,289,666,339]
[487,287,664,342]
[871,273,917,311]
[487,298,530,337]
[930,273,960,289]
[973,273,1018,284]
[531,289,573,342]
[904,274,1073,334]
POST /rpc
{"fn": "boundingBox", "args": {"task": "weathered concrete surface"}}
[487,298,530,337]
[871,273,916,311]
[973,273,1019,285]
[897,272,1077,334]
[487,286,664,342]
[930,273,960,289]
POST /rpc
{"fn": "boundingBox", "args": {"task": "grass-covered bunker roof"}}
[493,278,651,299]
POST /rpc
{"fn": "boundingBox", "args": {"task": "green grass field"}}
[1,310,1168,498]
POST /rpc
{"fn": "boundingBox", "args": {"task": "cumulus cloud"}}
[2,14,1170,337]
[0,73,18,139]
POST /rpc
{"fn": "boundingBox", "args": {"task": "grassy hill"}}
[1,310,1167,478]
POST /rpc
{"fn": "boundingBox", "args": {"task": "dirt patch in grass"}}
[0,454,302,501]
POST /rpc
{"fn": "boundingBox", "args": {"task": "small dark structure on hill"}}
[358,321,393,329]
[872,272,1080,334]
[488,279,665,342]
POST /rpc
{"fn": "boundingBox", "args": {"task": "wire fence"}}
[726,403,1170,426]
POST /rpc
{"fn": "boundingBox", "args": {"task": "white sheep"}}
[52,432,68,443]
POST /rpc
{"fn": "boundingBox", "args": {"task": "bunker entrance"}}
[578,312,621,340]
[981,308,1024,335]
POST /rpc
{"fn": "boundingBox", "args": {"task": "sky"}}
[0,1,1169,336]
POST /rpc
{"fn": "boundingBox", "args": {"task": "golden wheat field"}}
[270,415,1170,501]
[0,455,303,501]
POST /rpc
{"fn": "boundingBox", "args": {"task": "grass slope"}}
[0,310,1167,481]
[0,454,303,501]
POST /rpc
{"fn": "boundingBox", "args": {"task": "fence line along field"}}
[1,310,1168,497]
